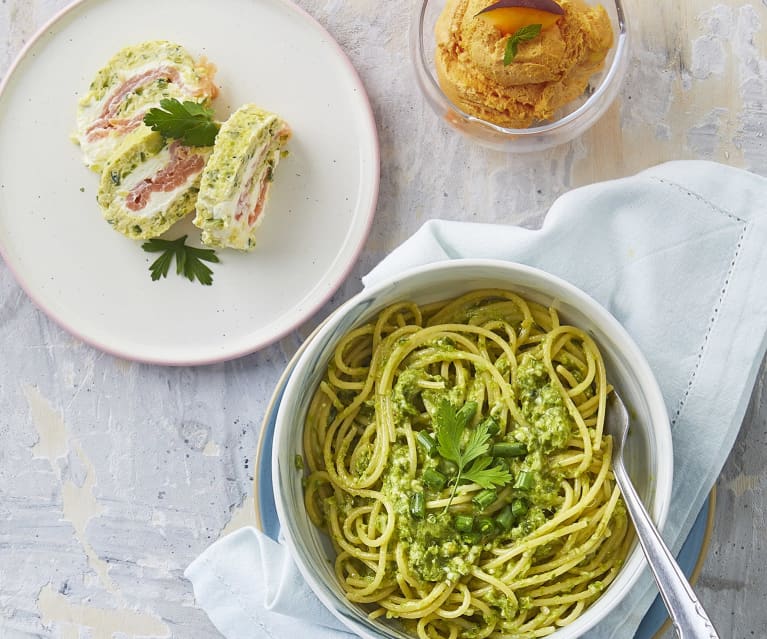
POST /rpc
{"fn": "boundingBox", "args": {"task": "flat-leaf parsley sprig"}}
[434,399,512,510]
[143,98,220,146]
[141,235,220,286]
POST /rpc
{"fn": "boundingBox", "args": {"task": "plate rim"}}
[0,0,380,366]
[252,313,337,531]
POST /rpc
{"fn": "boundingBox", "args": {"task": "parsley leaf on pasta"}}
[462,422,493,467]
[435,400,512,508]
[463,456,513,489]
[435,400,476,464]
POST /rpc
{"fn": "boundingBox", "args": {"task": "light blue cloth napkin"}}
[186,160,767,639]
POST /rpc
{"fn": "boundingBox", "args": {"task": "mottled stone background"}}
[1,1,765,638]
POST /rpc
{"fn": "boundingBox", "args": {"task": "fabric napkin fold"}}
[186,160,767,639]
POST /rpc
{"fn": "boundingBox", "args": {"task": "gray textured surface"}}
[1,0,765,638]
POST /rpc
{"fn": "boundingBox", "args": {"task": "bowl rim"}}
[410,0,630,140]
[273,258,674,639]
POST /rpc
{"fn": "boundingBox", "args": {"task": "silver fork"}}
[605,392,720,639]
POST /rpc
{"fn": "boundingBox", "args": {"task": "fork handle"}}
[613,462,720,639]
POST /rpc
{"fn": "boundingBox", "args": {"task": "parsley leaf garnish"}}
[503,23,543,65]
[462,456,513,488]
[435,400,476,463]
[143,99,220,146]
[141,235,220,286]
[435,400,512,510]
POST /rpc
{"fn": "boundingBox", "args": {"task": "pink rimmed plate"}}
[0,0,379,365]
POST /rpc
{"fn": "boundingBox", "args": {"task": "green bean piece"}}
[479,417,500,436]
[514,470,535,490]
[439,458,459,477]
[422,468,447,491]
[410,492,425,519]
[454,514,475,532]
[492,442,528,457]
[473,488,497,511]
[461,531,482,544]
[416,431,439,457]
[496,505,514,531]
[477,517,496,535]
[511,498,528,518]
[457,401,478,424]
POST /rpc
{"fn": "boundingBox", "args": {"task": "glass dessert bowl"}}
[411,0,629,152]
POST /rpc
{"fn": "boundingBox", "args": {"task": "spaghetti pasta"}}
[302,290,631,638]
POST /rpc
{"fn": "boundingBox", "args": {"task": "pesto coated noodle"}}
[302,290,632,638]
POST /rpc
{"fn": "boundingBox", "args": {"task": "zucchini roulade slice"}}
[193,104,290,251]
[75,40,218,172]
[96,126,212,240]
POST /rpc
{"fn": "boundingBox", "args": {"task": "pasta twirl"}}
[302,290,632,638]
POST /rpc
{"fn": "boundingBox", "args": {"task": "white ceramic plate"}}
[0,0,379,365]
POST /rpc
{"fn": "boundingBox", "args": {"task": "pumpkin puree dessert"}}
[435,0,613,128]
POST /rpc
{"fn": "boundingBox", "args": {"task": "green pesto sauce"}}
[514,352,574,452]
[382,349,575,586]
[383,445,482,583]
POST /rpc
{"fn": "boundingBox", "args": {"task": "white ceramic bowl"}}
[273,259,673,639]
[410,0,630,152]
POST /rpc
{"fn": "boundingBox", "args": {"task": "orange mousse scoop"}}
[475,0,564,35]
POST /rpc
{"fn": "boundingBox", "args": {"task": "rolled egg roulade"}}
[193,104,291,251]
[75,40,218,173]
[96,126,212,240]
